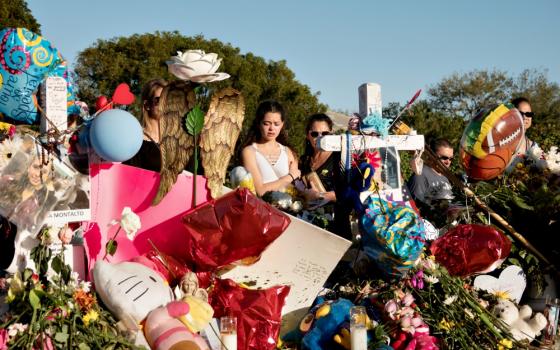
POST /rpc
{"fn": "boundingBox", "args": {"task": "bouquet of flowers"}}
[0,228,142,349]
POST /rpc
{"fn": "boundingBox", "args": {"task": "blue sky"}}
[28,0,559,112]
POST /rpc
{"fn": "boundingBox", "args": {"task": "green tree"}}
[0,0,41,34]
[74,31,326,154]
[427,69,514,119]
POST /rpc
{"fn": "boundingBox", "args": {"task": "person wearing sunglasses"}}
[124,78,168,172]
[241,100,301,196]
[512,97,538,158]
[298,114,351,239]
[407,138,454,207]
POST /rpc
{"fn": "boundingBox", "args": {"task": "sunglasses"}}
[310,131,331,138]
[520,111,534,118]
[438,156,454,161]
[152,96,160,106]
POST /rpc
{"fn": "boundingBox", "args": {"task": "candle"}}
[221,333,237,350]
[350,306,368,350]
[220,316,237,350]
[350,327,367,350]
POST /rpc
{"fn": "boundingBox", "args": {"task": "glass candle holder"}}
[220,316,237,350]
[350,306,367,350]
[543,297,560,345]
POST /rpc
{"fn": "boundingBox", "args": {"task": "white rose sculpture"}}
[166,49,230,83]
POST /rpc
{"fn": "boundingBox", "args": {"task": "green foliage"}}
[74,31,326,155]
[427,69,514,119]
[0,0,41,34]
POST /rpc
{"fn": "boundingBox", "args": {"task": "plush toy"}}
[492,299,547,341]
[230,166,255,194]
[93,260,174,330]
[283,297,354,350]
[144,300,210,350]
[340,161,376,216]
[94,261,213,350]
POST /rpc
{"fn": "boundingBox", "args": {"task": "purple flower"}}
[411,270,425,289]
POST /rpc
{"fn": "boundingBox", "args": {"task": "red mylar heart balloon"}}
[95,95,110,112]
[112,83,135,105]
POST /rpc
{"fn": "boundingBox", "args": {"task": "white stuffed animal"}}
[93,260,174,330]
[492,299,547,341]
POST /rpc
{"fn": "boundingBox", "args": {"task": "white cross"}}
[317,83,425,201]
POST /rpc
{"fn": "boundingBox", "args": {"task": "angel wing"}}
[200,87,245,198]
[152,81,197,205]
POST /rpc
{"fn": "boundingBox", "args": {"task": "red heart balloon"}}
[95,95,110,112]
[112,83,135,105]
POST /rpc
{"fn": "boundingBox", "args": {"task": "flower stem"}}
[193,134,198,208]
[102,226,122,260]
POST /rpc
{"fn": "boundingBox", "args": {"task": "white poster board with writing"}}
[220,215,351,315]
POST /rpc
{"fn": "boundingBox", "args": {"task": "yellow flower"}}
[497,338,513,350]
[83,309,99,326]
[438,318,455,331]
[492,290,511,300]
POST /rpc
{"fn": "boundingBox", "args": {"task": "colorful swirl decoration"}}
[0,28,75,124]
[360,197,426,278]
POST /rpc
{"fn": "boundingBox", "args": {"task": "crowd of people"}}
[119,77,540,240]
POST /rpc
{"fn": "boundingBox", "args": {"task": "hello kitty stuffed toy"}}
[144,300,210,350]
[93,261,211,350]
[492,299,547,342]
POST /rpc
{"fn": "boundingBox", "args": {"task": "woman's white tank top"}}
[252,143,290,184]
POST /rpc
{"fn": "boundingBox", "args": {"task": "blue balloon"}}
[89,109,142,162]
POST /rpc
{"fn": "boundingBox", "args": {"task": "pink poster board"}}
[83,163,211,276]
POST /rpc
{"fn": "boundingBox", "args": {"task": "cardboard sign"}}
[40,76,67,134]
[220,217,351,315]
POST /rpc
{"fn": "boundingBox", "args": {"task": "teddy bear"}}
[492,299,547,342]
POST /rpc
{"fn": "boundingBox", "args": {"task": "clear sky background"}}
[27,0,559,112]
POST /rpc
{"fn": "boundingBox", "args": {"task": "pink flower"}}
[0,329,8,350]
[33,334,54,350]
[402,293,415,307]
[411,317,424,328]
[400,306,415,317]
[385,300,398,317]
[58,227,74,245]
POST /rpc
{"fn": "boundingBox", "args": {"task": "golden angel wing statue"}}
[152,81,197,205]
[200,87,245,198]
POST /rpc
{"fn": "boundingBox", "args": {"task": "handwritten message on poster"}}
[220,216,351,314]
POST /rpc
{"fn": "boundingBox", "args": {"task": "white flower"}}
[79,281,91,293]
[168,49,222,79]
[119,207,141,240]
[7,323,28,338]
[0,136,22,171]
[424,275,439,284]
[544,146,560,174]
[443,295,458,305]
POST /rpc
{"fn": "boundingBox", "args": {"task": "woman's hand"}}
[289,169,301,181]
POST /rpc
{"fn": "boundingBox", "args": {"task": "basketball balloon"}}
[460,104,524,180]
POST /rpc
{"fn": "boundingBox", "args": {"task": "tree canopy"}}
[74,31,326,154]
[0,0,41,34]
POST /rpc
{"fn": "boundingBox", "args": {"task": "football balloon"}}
[460,104,524,180]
